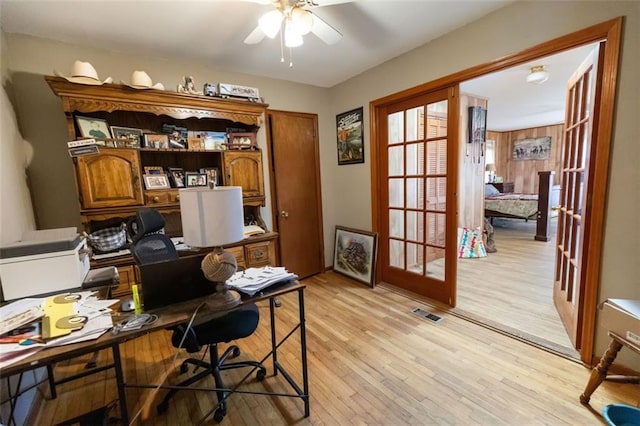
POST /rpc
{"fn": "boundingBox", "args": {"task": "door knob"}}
[280,210,289,218]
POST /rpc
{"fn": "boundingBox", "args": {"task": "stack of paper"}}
[0,291,116,369]
[226,266,297,296]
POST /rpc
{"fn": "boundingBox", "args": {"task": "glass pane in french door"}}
[387,98,448,281]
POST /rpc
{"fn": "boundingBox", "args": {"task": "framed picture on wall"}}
[333,226,378,287]
[468,106,487,144]
[336,107,364,165]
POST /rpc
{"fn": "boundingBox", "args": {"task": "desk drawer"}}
[245,241,273,267]
[111,265,135,297]
[144,190,179,205]
[226,245,246,270]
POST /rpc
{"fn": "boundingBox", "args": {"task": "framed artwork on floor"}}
[333,226,378,287]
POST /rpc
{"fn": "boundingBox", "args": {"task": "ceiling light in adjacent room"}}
[526,65,550,85]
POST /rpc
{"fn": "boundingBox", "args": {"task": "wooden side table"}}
[580,331,640,404]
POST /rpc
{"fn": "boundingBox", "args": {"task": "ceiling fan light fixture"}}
[291,7,313,35]
[284,20,303,48]
[258,9,284,39]
[526,65,550,85]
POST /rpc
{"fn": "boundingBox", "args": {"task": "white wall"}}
[0,30,36,245]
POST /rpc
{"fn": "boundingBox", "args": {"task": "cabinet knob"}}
[153,196,160,203]
[175,194,180,201]
[254,250,265,259]
[280,210,289,218]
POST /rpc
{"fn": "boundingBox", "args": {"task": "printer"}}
[0,227,90,301]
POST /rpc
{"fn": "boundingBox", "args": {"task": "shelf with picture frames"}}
[46,75,278,297]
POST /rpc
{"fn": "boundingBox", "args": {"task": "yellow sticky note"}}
[131,284,142,315]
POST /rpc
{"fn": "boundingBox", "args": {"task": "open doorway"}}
[454,44,598,358]
[370,17,622,364]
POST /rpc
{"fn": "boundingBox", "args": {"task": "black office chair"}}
[128,207,266,422]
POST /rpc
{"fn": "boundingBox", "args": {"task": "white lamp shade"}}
[291,7,313,35]
[259,10,284,39]
[284,20,304,47]
[179,186,244,247]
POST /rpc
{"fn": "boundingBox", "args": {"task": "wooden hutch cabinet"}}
[46,76,278,297]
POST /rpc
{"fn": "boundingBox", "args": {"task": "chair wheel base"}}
[214,406,226,423]
[257,368,266,381]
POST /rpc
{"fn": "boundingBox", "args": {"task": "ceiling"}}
[1,1,593,131]
[461,44,595,132]
[1,0,511,88]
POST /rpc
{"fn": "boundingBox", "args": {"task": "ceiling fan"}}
[243,0,346,48]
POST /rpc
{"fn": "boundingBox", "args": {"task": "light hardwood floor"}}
[454,217,578,356]
[33,272,636,425]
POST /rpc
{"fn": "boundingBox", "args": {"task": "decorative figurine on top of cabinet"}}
[203,83,217,97]
[177,76,203,95]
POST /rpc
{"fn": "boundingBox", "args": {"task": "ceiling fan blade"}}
[309,11,342,45]
[244,25,267,44]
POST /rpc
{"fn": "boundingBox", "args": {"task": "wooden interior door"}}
[377,87,458,305]
[266,110,324,279]
[554,45,603,349]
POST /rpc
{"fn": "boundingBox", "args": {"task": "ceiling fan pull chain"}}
[280,27,285,63]
[289,47,294,68]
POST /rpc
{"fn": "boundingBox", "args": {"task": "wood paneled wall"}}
[488,124,563,194]
[458,94,488,229]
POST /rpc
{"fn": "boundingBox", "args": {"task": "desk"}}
[0,280,308,424]
[580,331,640,404]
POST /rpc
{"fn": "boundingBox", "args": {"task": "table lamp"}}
[485,163,497,183]
[179,186,244,309]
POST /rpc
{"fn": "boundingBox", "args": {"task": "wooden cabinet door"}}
[223,151,264,198]
[76,149,144,209]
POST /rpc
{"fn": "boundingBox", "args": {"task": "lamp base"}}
[205,283,241,311]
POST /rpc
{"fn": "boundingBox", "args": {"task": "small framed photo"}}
[143,133,169,149]
[201,131,227,151]
[168,167,185,188]
[333,226,378,287]
[185,172,208,187]
[76,116,111,139]
[110,126,143,147]
[187,137,205,151]
[227,132,256,149]
[144,166,164,175]
[200,167,220,186]
[162,123,188,149]
[143,174,171,190]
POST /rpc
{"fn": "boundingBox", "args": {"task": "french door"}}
[376,87,458,305]
[554,45,603,348]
